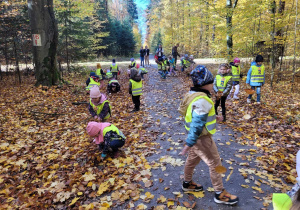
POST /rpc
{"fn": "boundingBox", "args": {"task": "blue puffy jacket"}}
[246,62,265,86]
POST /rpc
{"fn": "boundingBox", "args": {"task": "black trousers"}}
[215,96,227,116]
[173,55,177,67]
[132,95,140,110]
[112,72,118,79]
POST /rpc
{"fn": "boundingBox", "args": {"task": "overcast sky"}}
[135,0,150,44]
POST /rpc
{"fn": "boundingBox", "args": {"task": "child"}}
[110,59,119,79]
[95,63,104,88]
[168,55,177,76]
[272,150,300,210]
[89,86,111,121]
[136,64,148,80]
[86,74,100,91]
[246,55,265,104]
[86,122,126,158]
[229,57,242,99]
[181,54,193,72]
[178,65,239,205]
[130,58,136,68]
[129,68,142,112]
[107,77,120,93]
[213,64,232,122]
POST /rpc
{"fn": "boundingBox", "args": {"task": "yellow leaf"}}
[97,181,109,196]
[207,187,214,192]
[167,201,174,207]
[87,182,93,187]
[215,165,227,174]
[226,169,234,182]
[77,192,83,196]
[85,203,94,210]
[241,185,249,188]
[69,197,79,206]
[185,191,205,198]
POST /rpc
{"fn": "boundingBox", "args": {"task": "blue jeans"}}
[248,86,261,102]
[140,57,144,67]
[159,70,167,79]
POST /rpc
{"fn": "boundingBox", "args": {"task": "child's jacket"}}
[89,94,111,120]
[246,62,265,86]
[213,73,232,96]
[178,88,216,147]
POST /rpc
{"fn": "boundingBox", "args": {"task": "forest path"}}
[132,62,276,209]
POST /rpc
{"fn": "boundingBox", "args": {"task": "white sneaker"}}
[233,96,239,100]
[247,99,251,104]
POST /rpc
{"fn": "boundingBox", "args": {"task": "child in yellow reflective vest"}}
[213,64,232,122]
[272,150,300,210]
[129,68,142,112]
[229,57,242,99]
[107,76,120,93]
[110,59,119,79]
[88,86,111,121]
[86,122,126,158]
[246,55,265,104]
[178,65,239,205]
[95,63,104,88]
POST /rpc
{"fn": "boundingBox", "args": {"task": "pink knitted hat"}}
[86,122,101,137]
[234,57,240,63]
[90,86,101,98]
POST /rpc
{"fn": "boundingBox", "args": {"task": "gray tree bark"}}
[28,0,59,86]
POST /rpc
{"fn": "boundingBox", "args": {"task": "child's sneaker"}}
[182,181,203,192]
[247,98,251,104]
[214,189,239,205]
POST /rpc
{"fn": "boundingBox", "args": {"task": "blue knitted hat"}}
[190,65,214,87]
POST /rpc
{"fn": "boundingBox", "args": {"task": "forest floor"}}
[0,58,299,209]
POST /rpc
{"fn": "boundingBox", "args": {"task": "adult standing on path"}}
[156,44,164,61]
[172,43,180,69]
[139,46,145,67]
[144,46,150,67]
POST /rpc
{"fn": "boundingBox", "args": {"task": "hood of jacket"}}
[130,68,142,82]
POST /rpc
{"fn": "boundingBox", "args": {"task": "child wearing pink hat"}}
[88,86,111,121]
[229,57,242,99]
[86,122,126,158]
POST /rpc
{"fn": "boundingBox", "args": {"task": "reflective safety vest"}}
[130,79,143,96]
[185,95,216,134]
[272,193,292,210]
[86,77,100,90]
[140,68,148,74]
[183,59,191,67]
[89,99,111,120]
[110,64,118,72]
[106,72,113,79]
[131,61,136,67]
[109,80,119,85]
[103,124,126,141]
[251,65,265,83]
[231,66,240,81]
[96,68,103,80]
[216,75,232,92]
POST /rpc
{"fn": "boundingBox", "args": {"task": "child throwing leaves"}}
[178,65,239,205]
[229,57,242,99]
[213,64,232,122]
[89,86,111,121]
[86,122,126,158]
[129,68,142,112]
[246,55,265,104]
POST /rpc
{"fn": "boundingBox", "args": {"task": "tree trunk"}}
[28,0,59,86]
[13,36,21,84]
[292,0,298,84]
[226,0,233,60]
[270,1,276,88]
[4,34,9,75]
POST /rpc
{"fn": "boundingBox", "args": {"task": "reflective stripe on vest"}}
[130,79,143,96]
[232,66,240,81]
[184,95,216,135]
[86,78,100,90]
[109,80,119,84]
[103,124,126,141]
[90,99,111,120]
[106,72,113,79]
[131,61,136,67]
[216,75,231,91]
[111,64,118,72]
[251,65,265,83]
[96,69,103,79]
